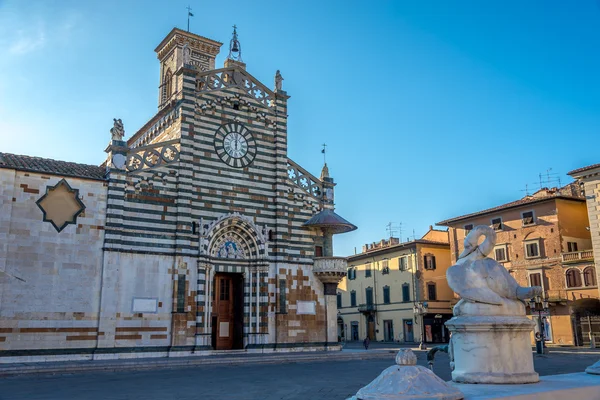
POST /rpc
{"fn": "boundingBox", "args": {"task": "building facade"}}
[0,27,355,363]
[438,184,599,346]
[337,228,453,344]
[568,164,600,345]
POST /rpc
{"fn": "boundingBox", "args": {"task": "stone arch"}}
[205,213,267,260]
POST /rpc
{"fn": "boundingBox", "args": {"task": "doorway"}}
[211,273,244,350]
[403,319,414,342]
[367,315,375,340]
[383,320,394,342]
[351,322,359,341]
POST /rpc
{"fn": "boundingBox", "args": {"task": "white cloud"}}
[9,27,47,55]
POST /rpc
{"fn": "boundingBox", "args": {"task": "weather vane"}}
[186,5,194,32]
[321,143,327,163]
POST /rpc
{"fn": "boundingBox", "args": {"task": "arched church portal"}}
[198,214,269,350]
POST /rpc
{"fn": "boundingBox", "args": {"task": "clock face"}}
[214,123,257,168]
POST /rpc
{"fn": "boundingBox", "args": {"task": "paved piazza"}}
[1,349,598,400]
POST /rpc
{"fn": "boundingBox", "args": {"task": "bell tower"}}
[154,28,223,109]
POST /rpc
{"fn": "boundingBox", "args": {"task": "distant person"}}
[363,336,370,350]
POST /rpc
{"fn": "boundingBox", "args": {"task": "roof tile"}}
[0,153,106,181]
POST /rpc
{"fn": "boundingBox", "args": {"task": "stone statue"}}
[110,118,125,141]
[182,42,191,65]
[447,225,541,311]
[445,225,542,384]
[274,70,283,91]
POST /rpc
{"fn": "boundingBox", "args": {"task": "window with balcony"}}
[350,291,357,307]
[524,240,541,259]
[522,211,535,226]
[566,268,582,288]
[491,217,503,231]
[427,282,437,300]
[402,284,410,302]
[424,254,436,270]
[381,259,390,275]
[529,272,542,288]
[584,267,597,287]
[567,242,578,252]
[365,287,374,305]
[365,263,372,278]
[383,286,390,304]
[494,245,508,262]
[337,293,342,308]
[464,224,473,235]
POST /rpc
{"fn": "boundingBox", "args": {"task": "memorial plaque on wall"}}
[132,298,158,313]
[296,300,316,315]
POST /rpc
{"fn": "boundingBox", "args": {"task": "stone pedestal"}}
[347,349,463,400]
[586,359,600,375]
[446,315,539,384]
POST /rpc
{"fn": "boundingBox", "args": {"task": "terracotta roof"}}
[437,193,583,226]
[347,239,449,261]
[568,163,600,176]
[0,153,106,181]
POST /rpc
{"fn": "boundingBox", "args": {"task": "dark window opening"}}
[383,286,390,304]
[366,287,374,305]
[491,218,502,231]
[350,291,357,307]
[529,273,542,288]
[427,283,437,301]
[566,269,582,288]
[584,267,597,287]
[337,293,342,308]
[279,279,287,313]
[567,242,578,252]
[402,284,410,302]
[315,246,323,257]
[177,274,186,313]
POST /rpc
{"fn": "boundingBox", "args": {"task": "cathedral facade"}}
[0,27,355,362]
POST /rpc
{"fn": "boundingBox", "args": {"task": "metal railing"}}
[358,303,377,313]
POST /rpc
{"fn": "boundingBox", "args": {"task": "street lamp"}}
[529,295,549,355]
[413,301,428,350]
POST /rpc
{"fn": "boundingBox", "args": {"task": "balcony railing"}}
[358,303,377,313]
[545,290,569,303]
[561,250,594,263]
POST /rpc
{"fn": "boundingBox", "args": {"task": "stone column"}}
[313,257,347,349]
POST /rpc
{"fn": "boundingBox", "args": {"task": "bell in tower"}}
[228,25,243,62]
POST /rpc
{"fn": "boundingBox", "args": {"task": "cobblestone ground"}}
[1,349,598,400]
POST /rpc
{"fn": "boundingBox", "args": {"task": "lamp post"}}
[413,302,428,350]
[529,295,549,355]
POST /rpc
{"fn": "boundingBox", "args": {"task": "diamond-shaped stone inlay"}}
[36,179,86,232]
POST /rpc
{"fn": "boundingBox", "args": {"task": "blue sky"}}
[1,1,600,256]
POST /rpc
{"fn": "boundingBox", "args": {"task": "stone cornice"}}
[155,28,222,60]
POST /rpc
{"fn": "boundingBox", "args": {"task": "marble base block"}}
[446,316,539,384]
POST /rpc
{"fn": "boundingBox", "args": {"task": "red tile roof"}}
[0,152,106,181]
[436,183,585,226]
[568,163,600,176]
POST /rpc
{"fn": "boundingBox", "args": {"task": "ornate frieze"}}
[126,139,180,173]
[195,67,275,109]
[287,159,323,202]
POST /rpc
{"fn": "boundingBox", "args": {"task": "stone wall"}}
[0,170,106,361]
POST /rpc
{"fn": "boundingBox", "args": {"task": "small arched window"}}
[566,268,582,288]
[584,267,597,287]
[164,69,173,99]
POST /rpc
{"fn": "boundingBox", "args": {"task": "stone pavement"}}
[1,348,599,400]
